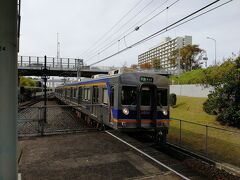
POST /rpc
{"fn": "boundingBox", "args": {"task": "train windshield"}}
[157,89,168,106]
[141,87,151,106]
[121,86,137,105]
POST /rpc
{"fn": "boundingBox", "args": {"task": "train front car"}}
[111,73,170,143]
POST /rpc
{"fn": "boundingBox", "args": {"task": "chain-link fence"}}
[17,104,104,137]
[44,105,85,133]
[168,118,240,167]
[18,107,42,136]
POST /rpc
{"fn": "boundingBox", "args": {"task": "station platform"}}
[18,132,181,180]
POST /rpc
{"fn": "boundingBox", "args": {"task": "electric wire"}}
[84,0,155,60]
[80,0,145,57]
[84,0,168,62]
[85,0,179,63]
[89,0,233,66]
[139,0,179,27]
[85,0,171,62]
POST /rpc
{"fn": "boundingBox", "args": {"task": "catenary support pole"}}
[44,56,47,123]
[0,0,18,179]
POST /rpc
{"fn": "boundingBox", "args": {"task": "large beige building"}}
[138,36,192,71]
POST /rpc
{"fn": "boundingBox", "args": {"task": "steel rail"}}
[105,130,190,180]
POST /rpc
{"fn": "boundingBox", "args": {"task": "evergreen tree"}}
[203,57,240,127]
[170,44,203,71]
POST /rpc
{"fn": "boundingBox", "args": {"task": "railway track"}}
[106,130,204,180]
[105,130,239,180]
[18,99,41,112]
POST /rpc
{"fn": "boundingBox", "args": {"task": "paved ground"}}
[19,132,182,180]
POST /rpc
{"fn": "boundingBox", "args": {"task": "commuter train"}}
[55,72,170,143]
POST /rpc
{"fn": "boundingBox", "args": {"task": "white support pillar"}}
[0,0,18,179]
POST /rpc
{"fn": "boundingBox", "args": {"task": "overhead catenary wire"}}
[84,0,170,62]
[84,0,155,60]
[89,0,233,66]
[80,0,145,57]
[138,0,179,29]
[85,0,179,63]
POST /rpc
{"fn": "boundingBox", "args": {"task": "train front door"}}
[137,84,157,128]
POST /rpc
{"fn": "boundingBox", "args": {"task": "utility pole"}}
[44,56,47,123]
[177,46,181,76]
[0,0,18,179]
[177,43,181,84]
[57,33,61,68]
[41,56,48,123]
[207,36,217,65]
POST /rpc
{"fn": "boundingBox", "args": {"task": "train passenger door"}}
[92,86,99,116]
[109,86,114,123]
[137,84,157,128]
[78,87,82,104]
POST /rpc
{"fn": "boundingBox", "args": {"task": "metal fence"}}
[168,118,240,167]
[17,56,117,71]
[17,104,104,137]
[18,107,42,136]
[18,56,83,70]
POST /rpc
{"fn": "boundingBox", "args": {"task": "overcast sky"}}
[19,0,240,67]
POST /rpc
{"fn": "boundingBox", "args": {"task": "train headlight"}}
[122,108,129,115]
[162,109,168,116]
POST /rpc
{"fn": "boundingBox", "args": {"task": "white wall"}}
[170,84,214,98]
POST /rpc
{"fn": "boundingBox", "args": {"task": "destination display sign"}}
[140,76,153,83]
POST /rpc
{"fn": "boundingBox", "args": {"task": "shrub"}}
[203,57,240,127]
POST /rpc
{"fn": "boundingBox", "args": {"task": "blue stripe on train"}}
[65,78,110,87]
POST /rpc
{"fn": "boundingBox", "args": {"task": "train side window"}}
[141,87,151,106]
[84,88,88,100]
[110,86,114,106]
[75,88,77,98]
[82,88,85,100]
[93,86,99,103]
[78,87,82,101]
[157,89,168,106]
[103,88,108,104]
[67,89,69,98]
[70,88,73,98]
[81,88,84,100]
[74,88,76,98]
[121,86,137,105]
[87,88,91,100]
[83,88,90,101]
[75,88,78,98]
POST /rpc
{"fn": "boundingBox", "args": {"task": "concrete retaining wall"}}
[170,84,214,98]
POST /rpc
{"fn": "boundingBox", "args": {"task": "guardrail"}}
[168,118,240,167]
[17,56,117,71]
[18,56,83,70]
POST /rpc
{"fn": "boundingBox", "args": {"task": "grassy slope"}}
[169,96,240,167]
[170,96,217,125]
[170,69,205,84]
[170,60,235,85]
